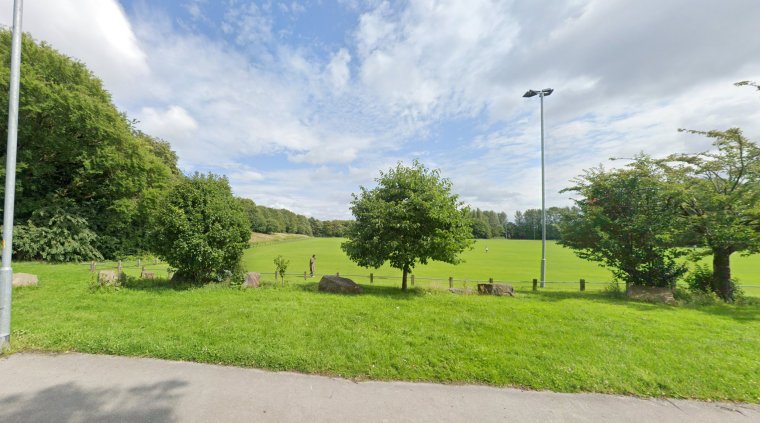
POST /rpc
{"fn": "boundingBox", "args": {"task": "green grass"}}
[7,254,760,403]
[243,238,760,296]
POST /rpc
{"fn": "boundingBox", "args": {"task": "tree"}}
[0,31,179,259]
[151,173,250,283]
[559,158,687,288]
[342,161,473,291]
[663,128,760,301]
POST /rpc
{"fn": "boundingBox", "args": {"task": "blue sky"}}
[2,0,760,219]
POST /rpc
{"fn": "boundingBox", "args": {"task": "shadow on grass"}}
[297,281,427,300]
[521,289,760,322]
[120,276,204,292]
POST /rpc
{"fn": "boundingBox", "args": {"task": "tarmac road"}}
[1,352,758,422]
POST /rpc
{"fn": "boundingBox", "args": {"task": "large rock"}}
[98,270,120,285]
[477,283,514,296]
[12,273,38,287]
[243,272,261,288]
[626,285,675,304]
[318,275,362,294]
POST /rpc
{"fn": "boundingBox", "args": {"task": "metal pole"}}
[539,92,547,288]
[0,0,24,350]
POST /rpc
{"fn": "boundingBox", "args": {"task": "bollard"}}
[533,278,538,291]
[449,276,453,289]
[411,275,415,286]
[370,273,374,284]
[580,278,586,292]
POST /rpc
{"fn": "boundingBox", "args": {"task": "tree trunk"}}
[401,267,408,291]
[712,248,733,302]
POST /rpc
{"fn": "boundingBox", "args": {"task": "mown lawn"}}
[7,259,760,403]
[243,238,760,296]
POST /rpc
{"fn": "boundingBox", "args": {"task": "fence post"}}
[449,276,453,289]
[141,266,145,278]
[304,271,307,280]
[117,260,122,277]
[336,272,340,277]
[90,261,96,272]
[137,258,141,268]
[274,272,278,283]
[489,277,493,284]
[154,257,158,265]
[580,278,586,291]
[533,278,538,291]
[370,273,373,284]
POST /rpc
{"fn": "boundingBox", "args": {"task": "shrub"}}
[12,208,103,262]
[151,173,250,283]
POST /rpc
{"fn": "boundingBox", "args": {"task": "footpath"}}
[1,352,758,422]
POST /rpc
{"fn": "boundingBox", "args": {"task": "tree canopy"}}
[559,158,687,288]
[342,161,473,290]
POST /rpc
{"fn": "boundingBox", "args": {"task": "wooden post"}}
[274,272,278,283]
[449,276,453,289]
[370,273,374,284]
[580,278,586,292]
[141,266,145,278]
[154,257,158,265]
[90,261,96,272]
[304,271,307,280]
[411,275,415,286]
[336,272,340,277]
[489,277,493,284]
[117,260,122,277]
[137,258,141,268]
[532,278,538,291]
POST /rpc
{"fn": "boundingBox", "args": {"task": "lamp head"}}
[542,88,554,96]
[522,89,538,98]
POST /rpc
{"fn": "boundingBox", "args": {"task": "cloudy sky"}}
[2,0,759,219]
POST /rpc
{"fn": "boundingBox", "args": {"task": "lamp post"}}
[522,88,553,288]
[1,0,24,350]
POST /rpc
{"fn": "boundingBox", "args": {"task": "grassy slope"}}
[8,257,760,402]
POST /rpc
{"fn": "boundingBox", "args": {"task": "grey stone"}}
[12,273,38,287]
[477,283,514,296]
[318,275,362,294]
[141,271,156,279]
[98,270,119,285]
[243,272,261,288]
[626,285,675,304]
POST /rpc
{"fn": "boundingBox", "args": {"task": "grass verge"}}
[7,261,760,403]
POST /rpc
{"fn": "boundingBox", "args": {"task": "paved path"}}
[1,353,758,422]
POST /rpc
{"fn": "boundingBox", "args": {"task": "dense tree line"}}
[236,198,352,237]
[467,207,573,240]
[1,32,181,260]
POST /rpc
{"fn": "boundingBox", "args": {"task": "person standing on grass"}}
[309,254,316,277]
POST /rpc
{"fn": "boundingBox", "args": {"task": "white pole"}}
[539,92,547,288]
[0,0,24,350]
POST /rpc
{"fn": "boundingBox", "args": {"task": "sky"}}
[1,0,759,220]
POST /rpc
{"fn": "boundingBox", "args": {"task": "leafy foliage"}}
[342,161,473,290]
[151,174,250,283]
[0,31,179,259]
[12,208,103,262]
[663,128,760,301]
[559,158,687,288]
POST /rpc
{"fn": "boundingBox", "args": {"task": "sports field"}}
[243,238,760,295]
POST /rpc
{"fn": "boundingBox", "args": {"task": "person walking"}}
[309,254,316,277]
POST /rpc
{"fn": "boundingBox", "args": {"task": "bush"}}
[12,208,103,262]
[151,173,250,283]
[685,263,743,302]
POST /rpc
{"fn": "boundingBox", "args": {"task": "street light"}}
[523,88,553,288]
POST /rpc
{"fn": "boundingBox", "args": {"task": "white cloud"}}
[0,0,149,103]
[136,105,198,146]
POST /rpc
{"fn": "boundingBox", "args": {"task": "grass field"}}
[242,238,760,296]
[4,238,760,402]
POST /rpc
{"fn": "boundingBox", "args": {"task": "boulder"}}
[243,272,261,288]
[141,271,156,279]
[318,275,362,294]
[12,273,38,287]
[626,285,675,304]
[98,270,120,285]
[477,283,514,296]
